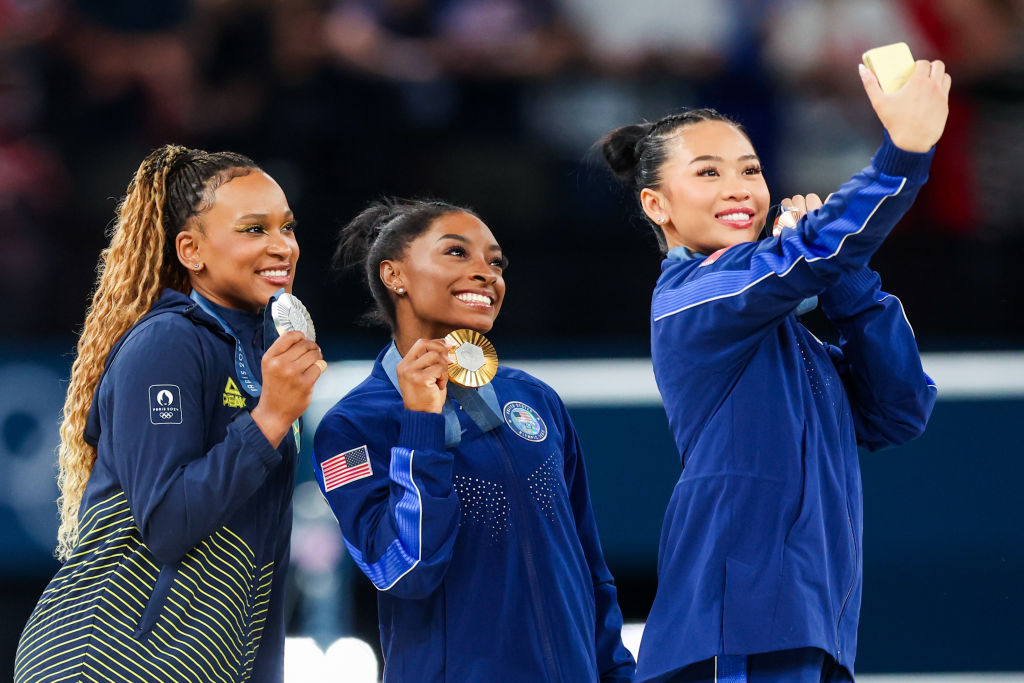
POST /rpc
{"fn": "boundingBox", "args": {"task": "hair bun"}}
[334,199,399,272]
[600,123,654,183]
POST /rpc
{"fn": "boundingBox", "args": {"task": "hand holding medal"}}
[269,292,327,376]
[444,329,498,388]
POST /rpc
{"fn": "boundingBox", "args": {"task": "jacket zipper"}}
[489,430,561,682]
[835,503,858,662]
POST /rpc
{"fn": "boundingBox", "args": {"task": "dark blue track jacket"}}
[635,136,938,682]
[15,290,297,683]
[313,345,636,682]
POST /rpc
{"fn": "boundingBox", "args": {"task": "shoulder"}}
[105,308,209,380]
[124,309,203,348]
[315,372,399,440]
[494,366,569,419]
[495,365,557,398]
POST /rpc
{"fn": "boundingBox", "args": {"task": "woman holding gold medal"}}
[14,145,324,683]
[313,198,635,682]
[599,47,949,682]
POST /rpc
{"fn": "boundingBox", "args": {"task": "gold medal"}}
[445,329,498,388]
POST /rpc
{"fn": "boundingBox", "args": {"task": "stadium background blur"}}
[2,0,1022,679]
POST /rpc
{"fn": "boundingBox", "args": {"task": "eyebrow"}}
[688,154,759,165]
[236,211,294,221]
[436,234,502,251]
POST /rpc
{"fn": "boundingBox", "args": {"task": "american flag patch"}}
[321,445,373,492]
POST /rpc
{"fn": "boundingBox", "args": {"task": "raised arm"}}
[99,321,290,565]
[652,60,951,365]
[313,339,461,599]
[313,407,461,599]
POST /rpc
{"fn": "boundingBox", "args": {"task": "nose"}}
[469,254,497,284]
[721,183,751,202]
[267,232,293,258]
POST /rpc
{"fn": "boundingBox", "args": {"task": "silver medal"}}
[271,293,316,342]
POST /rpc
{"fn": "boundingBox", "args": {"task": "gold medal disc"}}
[445,329,498,388]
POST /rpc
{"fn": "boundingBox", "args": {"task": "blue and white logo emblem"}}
[149,384,182,424]
[503,401,547,442]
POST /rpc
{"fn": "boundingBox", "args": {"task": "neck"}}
[393,323,455,356]
[190,282,261,314]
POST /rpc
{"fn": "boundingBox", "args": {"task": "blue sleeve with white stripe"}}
[313,407,460,599]
[652,136,934,366]
[819,268,937,450]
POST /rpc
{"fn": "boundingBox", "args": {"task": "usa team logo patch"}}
[321,445,373,492]
[503,401,547,442]
[149,385,182,424]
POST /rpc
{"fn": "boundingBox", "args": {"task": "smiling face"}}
[641,120,770,254]
[178,170,298,312]
[384,211,507,343]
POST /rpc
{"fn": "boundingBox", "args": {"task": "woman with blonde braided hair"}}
[15,144,324,683]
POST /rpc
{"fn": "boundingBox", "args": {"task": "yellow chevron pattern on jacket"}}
[14,492,275,683]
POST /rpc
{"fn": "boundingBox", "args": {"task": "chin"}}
[458,314,497,334]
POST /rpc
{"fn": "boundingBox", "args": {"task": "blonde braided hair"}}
[54,144,258,561]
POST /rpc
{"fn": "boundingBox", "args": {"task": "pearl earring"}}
[658,217,667,224]
[396,287,405,294]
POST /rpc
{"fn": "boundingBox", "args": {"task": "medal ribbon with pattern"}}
[190,290,263,397]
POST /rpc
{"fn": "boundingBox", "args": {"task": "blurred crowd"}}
[2,0,1024,347]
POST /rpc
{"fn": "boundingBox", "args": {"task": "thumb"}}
[858,63,884,107]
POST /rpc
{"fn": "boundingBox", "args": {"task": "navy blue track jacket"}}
[313,345,636,682]
[15,289,297,683]
[635,136,938,682]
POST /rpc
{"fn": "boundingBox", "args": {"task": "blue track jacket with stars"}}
[15,289,297,683]
[313,344,636,682]
[636,136,938,682]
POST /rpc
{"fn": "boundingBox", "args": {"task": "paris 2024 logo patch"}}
[502,401,547,442]
[149,384,182,424]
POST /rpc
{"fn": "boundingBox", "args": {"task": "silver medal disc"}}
[271,293,316,342]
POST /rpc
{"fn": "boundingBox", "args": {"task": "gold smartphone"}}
[862,42,916,94]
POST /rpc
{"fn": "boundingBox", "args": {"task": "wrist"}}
[399,410,446,451]
[874,131,934,178]
[402,399,444,414]
[250,404,291,448]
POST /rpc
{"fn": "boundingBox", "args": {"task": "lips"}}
[257,266,291,285]
[715,208,755,229]
[454,291,494,308]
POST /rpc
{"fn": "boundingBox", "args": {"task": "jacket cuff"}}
[233,411,283,470]
[398,410,446,451]
[820,268,880,317]
[873,131,934,180]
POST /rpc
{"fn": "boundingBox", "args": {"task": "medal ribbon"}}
[190,290,262,398]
